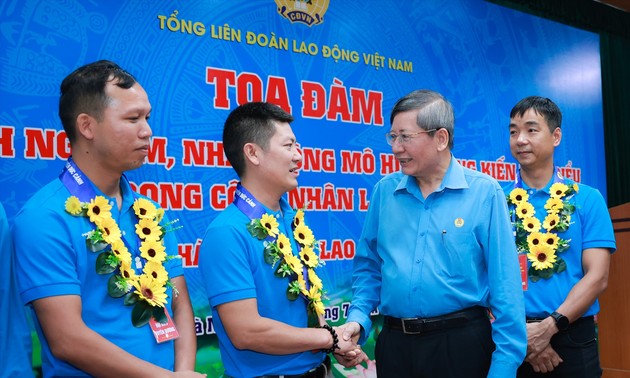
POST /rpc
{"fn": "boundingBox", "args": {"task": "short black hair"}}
[510,96,562,132]
[222,102,294,177]
[59,60,137,142]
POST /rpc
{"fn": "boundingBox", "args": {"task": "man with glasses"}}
[338,90,527,377]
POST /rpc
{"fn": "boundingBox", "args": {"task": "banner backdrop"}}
[0,0,604,376]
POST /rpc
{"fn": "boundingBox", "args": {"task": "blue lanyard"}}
[59,157,143,270]
[232,183,310,291]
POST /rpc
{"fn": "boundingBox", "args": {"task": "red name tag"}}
[149,309,180,343]
[519,254,528,291]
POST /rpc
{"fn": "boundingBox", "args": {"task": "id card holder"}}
[519,254,528,291]
[149,309,180,343]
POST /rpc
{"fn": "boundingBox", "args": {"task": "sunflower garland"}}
[65,195,180,327]
[246,208,326,320]
[507,182,578,282]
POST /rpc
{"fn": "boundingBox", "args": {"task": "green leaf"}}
[152,305,168,324]
[307,311,320,328]
[263,244,276,265]
[131,300,153,328]
[538,267,554,279]
[286,285,299,301]
[87,240,109,253]
[107,274,128,298]
[123,292,139,306]
[528,266,540,282]
[96,252,116,274]
[246,221,267,240]
[555,258,567,273]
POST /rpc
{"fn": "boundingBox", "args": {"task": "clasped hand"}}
[332,322,369,368]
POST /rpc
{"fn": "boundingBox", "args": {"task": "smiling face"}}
[90,81,153,173]
[390,109,442,179]
[257,121,302,194]
[509,108,561,171]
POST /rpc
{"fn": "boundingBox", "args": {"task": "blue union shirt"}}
[348,156,527,377]
[503,177,616,318]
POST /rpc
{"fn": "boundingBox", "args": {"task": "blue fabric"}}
[198,197,325,378]
[503,178,616,318]
[12,176,183,377]
[1,202,34,378]
[348,156,527,378]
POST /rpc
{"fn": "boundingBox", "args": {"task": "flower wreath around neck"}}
[507,182,578,282]
[65,195,181,327]
[246,208,326,322]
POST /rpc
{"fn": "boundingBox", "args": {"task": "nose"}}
[139,119,152,139]
[391,139,404,153]
[293,145,303,163]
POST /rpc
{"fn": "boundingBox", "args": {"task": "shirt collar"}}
[395,154,469,194]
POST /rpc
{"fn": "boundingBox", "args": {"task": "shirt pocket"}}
[436,230,481,278]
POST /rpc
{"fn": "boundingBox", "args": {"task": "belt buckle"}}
[401,317,422,334]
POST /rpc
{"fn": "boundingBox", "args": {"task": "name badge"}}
[149,309,180,343]
[519,254,528,291]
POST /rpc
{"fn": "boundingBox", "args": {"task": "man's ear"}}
[553,127,562,147]
[436,128,449,151]
[76,113,95,140]
[243,143,260,166]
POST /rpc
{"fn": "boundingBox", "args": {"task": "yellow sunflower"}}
[311,299,325,316]
[133,198,157,219]
[65,196,83,215]
[527,244,557,270]
[549,183,568,199]
[284,254,303,274]
[139,239,167,262]
[543,213,560,231]
[308,269,323,290]
[299,245,319,268]
[276,234,292,257]
[544,198,563,214]
[515,202,535,219]
[293,209,305,228]
[573,183,579,193]
[135,218,162,242]
[541,232,559,250]
[522,217,541,233]
[87,196,112,224]
[260,214,279,237]
[133,274,168,308]
[119,261,138,289]
[293,224,315,247]
[110,239,132,265]
[526,232,544,249]
[143,260,169,284]
[509,188,529,204]
[97,217,122,244]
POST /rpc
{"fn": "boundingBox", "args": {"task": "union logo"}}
[275,0,329,27]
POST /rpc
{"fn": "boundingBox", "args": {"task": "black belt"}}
[526,315,594,330]
[385,306,488,335]
[256,355,330,378]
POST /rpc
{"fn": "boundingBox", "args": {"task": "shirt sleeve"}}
[485,184,527,377]
[198,222,258,308]
[347,183,383,344]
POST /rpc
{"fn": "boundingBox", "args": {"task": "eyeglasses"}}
[385,129,437,146]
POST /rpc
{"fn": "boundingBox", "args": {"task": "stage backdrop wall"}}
[0,0,605,376]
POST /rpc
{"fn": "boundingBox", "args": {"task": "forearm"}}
[555,250,610,321]
[218,299,333,355]
[172,277,197,371]
[34,296,174,378]
[50,323,173,378]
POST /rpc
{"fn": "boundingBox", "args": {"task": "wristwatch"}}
[550,311,570,331]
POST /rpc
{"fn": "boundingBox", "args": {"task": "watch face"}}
[552,312,569,330]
